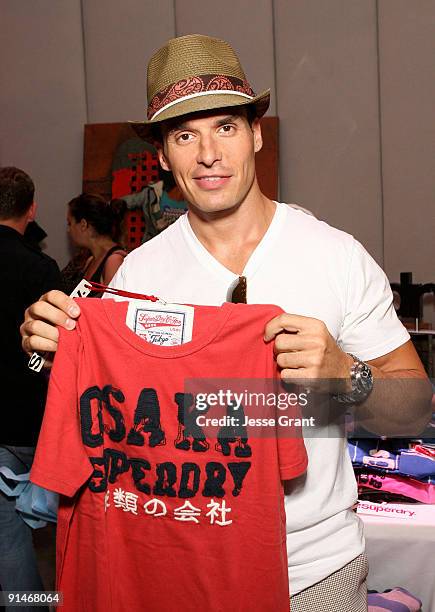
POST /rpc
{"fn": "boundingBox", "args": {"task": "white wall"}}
[378,0,435,285]
[274,0,383,263]
[0,0,87,266]
[82,0,175,123]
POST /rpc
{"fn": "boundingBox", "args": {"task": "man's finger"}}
[25,300,77,330]
[33,289,80,319]
[276,352,306,370]
[280,367,310,381]
[22,319,60,344]
[264,313,314,342]
[274,333,318,354]
[23,334,58,355]
[20,317,60,355]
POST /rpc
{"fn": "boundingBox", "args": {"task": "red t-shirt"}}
[31,299,307,612]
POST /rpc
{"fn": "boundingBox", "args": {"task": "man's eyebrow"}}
[166,121,188,134]
[214,115,241,127]
[166,114,242,135]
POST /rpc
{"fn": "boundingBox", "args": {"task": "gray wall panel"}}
[0,0,87,267]
[274,0,383,263]
[82,0,175,122]
[378,1,435,286]
[175,0,276,114]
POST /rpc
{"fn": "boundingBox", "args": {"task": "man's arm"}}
[264,313,432,438]
[363,339,432,436]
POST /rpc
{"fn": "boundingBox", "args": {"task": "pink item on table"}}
[368,586,422,611]
[357,471,435,504]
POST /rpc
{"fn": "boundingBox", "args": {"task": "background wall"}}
[0,1,433,319]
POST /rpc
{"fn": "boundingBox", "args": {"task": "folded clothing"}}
[356,470,435,504]
[348,440,435,481]
[368,587,421,611]
[0,465,58,528]
[358,490,419,505]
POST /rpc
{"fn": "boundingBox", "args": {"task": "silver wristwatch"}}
[333,354,373,404]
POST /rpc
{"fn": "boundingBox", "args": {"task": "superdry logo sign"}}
[137,313,182,329]
[127,302,194,346]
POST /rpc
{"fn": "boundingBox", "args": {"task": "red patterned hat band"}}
[148,74,256,120]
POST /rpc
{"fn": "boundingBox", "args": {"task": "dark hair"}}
[245,104,257,126]
[0,166,35,220]
[68,193,126,243]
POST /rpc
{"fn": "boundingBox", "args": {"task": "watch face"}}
[358,363,373,392]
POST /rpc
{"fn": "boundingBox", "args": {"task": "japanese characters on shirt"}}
[107,487,232,527]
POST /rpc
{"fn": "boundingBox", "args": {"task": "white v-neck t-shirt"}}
[110,201,409,594]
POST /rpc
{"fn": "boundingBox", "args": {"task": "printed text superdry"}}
[80,385,252,499]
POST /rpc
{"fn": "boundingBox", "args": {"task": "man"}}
[0,167,61,601]
[21,35,431,611]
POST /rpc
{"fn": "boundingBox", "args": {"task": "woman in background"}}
[62,193,127,294]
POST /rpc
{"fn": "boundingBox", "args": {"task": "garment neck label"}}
[126,300,194,346]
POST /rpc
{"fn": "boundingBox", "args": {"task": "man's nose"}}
[196,134,222,166]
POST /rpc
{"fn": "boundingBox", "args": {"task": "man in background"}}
[0,167,61,602]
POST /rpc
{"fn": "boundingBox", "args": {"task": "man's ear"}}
[157,145,171,172]
[27,201,37,222]
[252,118,263,153]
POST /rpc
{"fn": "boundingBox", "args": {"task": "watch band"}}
[333,354,373,405]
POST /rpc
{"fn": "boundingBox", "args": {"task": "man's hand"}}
[20,290,81,365]
[264,313,353,392]
[265,312,432,436]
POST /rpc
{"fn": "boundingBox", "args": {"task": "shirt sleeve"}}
[264,308,309,482]
[337,239,410,361]
[278,440,308,481]
[277,417,308,481]
[30,325,93,496]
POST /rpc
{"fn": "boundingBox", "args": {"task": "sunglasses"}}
[227,276,247,304]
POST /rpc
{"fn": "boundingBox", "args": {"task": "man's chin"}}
[188,198,241,218]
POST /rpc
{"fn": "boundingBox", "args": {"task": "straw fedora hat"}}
[130,34,270,140]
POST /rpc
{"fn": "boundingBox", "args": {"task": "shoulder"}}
[106,248,127,261]
[28,250,61,283]
[277,201,356,254]
[22,245,61,294]
[32,248,60,268]
[17,237,60,272]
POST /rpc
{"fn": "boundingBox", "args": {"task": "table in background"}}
[361,503,435,611]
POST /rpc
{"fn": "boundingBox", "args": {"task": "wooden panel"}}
[257,117,279,200]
